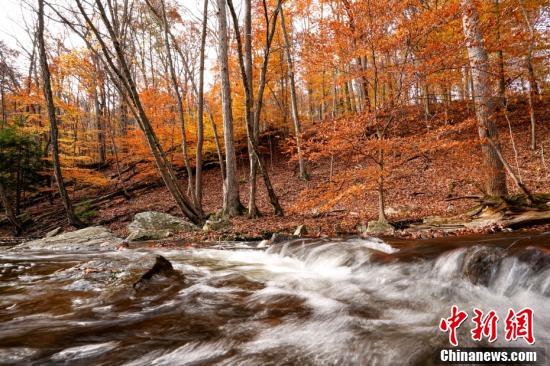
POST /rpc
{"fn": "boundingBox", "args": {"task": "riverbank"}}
[1,101,549,242]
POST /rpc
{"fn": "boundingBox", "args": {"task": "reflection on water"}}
[0,233,548,365]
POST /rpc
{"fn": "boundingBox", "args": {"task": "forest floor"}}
[1,100,549,242]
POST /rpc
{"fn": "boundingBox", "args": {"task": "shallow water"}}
[0,233,548,365]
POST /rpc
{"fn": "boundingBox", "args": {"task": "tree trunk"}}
[217,0,244,216]
[0,181,22,233]
[251,0,284,216]
[518,0,538,150]
[38,0,84,228]
[243,0,259,217]
[195,0,208,210]
[461,0,508,197]
[206,108,226,182]
[281,8,308,181]
[494,0,506,108]
[154,0,197,207]
[92,54,106,165]
[227,0,284,217]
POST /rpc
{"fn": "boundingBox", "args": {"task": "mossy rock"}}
[126,211,197,241]
[366,221,395,235]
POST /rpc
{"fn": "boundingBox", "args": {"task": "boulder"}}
[14,226,123,251]
[461,246,504,286]
[133,255,182,290]
[365,221,395,235]
[293,225,308,237]
[126,211,196,241]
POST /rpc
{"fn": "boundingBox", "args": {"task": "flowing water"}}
[0,233,548,365]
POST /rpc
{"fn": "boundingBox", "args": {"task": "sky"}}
[0,0,216,85]
[0,0,34,52]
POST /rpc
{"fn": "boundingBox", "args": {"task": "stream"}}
[0,232,548,365]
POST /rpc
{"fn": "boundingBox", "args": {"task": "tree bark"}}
[226,0,284,217]
[38,0,84,228]
[154,0,197,207]
[494,0,506,107]
[92,54,106,165]
[0,181,22,233]
[243,0,259,217]
[281,8,308,181]
[217,0,244,216]
[195,0,208,210]
[461,0,508,197]
[518,0,538,150]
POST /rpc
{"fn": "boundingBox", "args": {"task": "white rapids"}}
[0,235,548,365]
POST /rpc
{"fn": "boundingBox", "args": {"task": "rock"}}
[56,254,184,297]
[356,223,368,235]
[517,247,550,273]
[133,255,181,290]
[293,225,308,237]
[365,221,395,235]
[126,211,196,241]
[461,246,504,286]
[202,218,230,232]
[14,226,123,251]
[270,233,297,245]
[46,227,63,237]
[257,239,271,249]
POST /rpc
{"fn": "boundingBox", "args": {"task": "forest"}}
[0,1,549,364]
[0,0,548,241]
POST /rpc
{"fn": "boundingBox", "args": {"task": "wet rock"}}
[517,247,550,273]
[133,255,181,290]
[126,211,196,241]
[365,221,395,235]
[56,258,132,292]
[57,254,184,297]
[270,233,297,245]
[293,225,308,237]
[206,273,265,290]
[13,226,123,251]
[46,227,63,237]
[202,218,230,232]
[462,246,504,286]
[257,239,271,249]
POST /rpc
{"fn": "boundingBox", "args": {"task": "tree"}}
[0,127,47,233]
[226,0,284,217]
[195,0,208,210]
[37,0,85,228]
[217,0,244,217]
[281,7,308,181]
[460,0,508,197]
[69,0,203,225]
[152,0,197,207]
